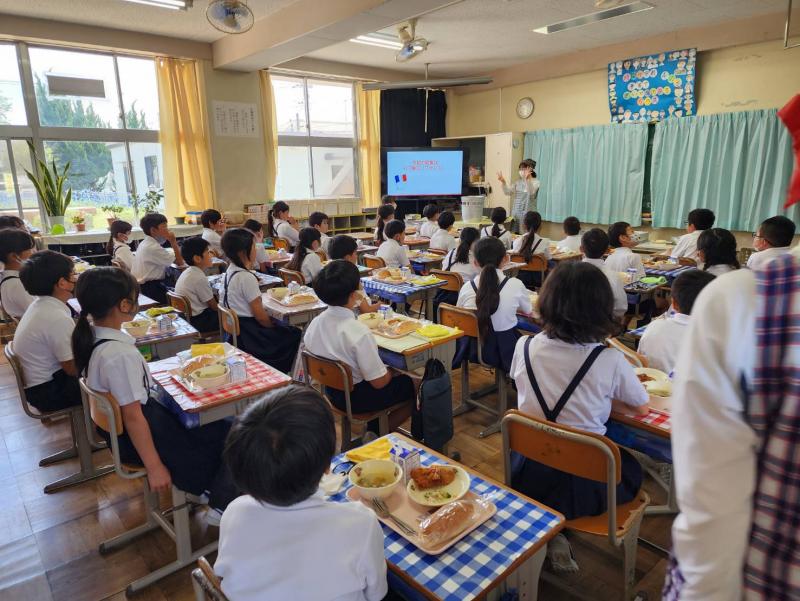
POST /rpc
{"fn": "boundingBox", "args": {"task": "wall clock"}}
[516,97,534,119]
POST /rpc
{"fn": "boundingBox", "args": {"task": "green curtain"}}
[524,123,648,226]
[650,109,797,230]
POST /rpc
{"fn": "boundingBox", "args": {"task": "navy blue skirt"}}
[432,289,458,322]
[25,369,82,413]
[140,279,169,305]
[452,327,520,374]
[189,307,220,333]
[227,316,300,374]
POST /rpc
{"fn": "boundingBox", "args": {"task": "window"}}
[0,44,26,126]
[272,75,357,200]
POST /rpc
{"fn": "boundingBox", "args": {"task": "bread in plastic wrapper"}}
[418,496,493,547]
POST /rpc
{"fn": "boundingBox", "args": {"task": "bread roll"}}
[420,500,475,545]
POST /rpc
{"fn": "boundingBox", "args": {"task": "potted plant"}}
[130,188,164,217]
[101,205,124,227]
[23,141,72,232]
[71,213,86,232]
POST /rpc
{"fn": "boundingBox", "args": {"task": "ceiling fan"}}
[395,19,429,62]
[206,0,254,34]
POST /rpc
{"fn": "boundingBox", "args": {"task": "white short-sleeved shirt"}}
[86,326,154,407]
[255,242,269,268]
[511,232,552,260]
[558,234,582,252]
[132,235,173,283]
[376,239,410,269]
[510,333,649,435]
[304,306,387,384]
[480,225,513,250]
[456,269,531,332]
[638,312,691,374]
[301,250,323,284]
[746,246,793,271]
[216,491,387,601]
[175,266,215,316]
[202,228,224,258]
[0,269,33,319]
[605,246,645,280]
[706,264,736,277]
[221,264,261,318]
[429,229,457,252]
[319,233,331,256]
[273,219,300,247]
[671,230,703,266]
[583,257,629,318]
[13,296,75,387]
[419,220,439,239]
[111,241,135,271]
[443,249,480,281]
[373,226,387,243]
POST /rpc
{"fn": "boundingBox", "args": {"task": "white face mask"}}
[519,170,527,179]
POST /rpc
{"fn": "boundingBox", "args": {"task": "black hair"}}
[19,250,73,296]
[437,211,455,230]
[268,201,290,237]
[423,204,440,220]
[221,228,255,269]
[581,228,610,259]
[490,207,507,238]
[539,262,618,344]
[0,228,35,262]
[224,385,335,507]
[243,219,262,234]
[140,212,167,237]
[181,236,210,267]
[72,267,139,375]
[671,270,716,315]
[287,227,321,273]
[308,212,329,229]
[608,222,631,248]
[106,219,133,255]
[517,211,543,262]
[201,209,222,228]
[0,215,25,230]
[329,234,357,261]
[312,259,360,306]
[697,228,739,271]
[563,216,581,236]
[687,208,715,230]
[384,219,405,240]
[519,158,537,178]
[375,204,395,242]
[759,215,796,247]
[473,237,507,339]
[453,226,479,265]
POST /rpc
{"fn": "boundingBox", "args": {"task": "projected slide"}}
[387,150,463,196]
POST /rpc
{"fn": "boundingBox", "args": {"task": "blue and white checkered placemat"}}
[330,438,563,601]
[361,277,445,297]
[644,265,695,279]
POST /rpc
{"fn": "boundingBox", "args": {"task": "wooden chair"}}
[363,254,386,270]
[501,410,650,601]
[607,337,648,368]
[79,379,218,596]
[315,249,328,262]
[5,342,113,493]
[217,305,240,348]
[279,267,305,286]
[191,556,229,601]
[438,303,512,438]
[509,252,548,287]
[271,237,291,251]
[302,349,408,451]
[167,291,218,342]
[429,269,463,293]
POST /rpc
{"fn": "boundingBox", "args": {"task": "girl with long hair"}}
[512,211,551,288]
[106,220,134,271]
[697,228,739,276]
[267,201,299,249]
[374,204,395,243]
[480,207,513,249]
[286,227,323,284]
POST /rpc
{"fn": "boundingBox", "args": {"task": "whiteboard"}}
[212,101,259,137]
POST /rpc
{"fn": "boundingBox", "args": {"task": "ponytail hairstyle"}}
[106,220,132,255]
[490,207,507,238]
[268,201,290,237]
[517,211,543,262]
[71,267,139,375]
[454,226,479,265]
[519,158,537,179]
[375,204,395,242]
[222,228,255,269]
[473,237,507,339]
[287,227,321,272]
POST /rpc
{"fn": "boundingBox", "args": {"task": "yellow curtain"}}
[258,71,279,200]
[156,57,216,215]
[356,83,381,207]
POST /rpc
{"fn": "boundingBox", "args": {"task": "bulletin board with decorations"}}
[608,48,697,124]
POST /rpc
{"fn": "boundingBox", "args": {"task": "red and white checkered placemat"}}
[630,408,671,431]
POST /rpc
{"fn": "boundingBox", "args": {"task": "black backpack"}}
[410,358,453,453]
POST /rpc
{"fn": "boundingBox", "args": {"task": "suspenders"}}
[522,336,605,422]
[90,338,150,394]
[470,275,510,295]
[0,275,19,307]
[446,252,457,271]
[483,226,507,239]
[222,269,258,309]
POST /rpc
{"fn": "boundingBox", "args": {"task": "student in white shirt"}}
[376,220,410,269]
[480,207,513,250]
[457,237,531,373]
[174,237,219,333]
[286,227,323,284]
[581,228,628,320]
[697,227,740,277]
[328,235,379,314]
[13,251,80,412]
[131,213,184,304]
[605,221,646,280]
[509,261,649,571]
[267,201,300,249]
[639,270,715,374]
[106,220,134,272]
[419,204,441,239]
[242,219,269,272]
[308,212,331,257]
[220,228,300,374]
[512,211,551,289]
[72,267,237,523]
[374,204,395,244]
[429,211,457,252]
[0,228,35,320]
[671,208,715,267]
[217,386,388,601]
[435,227,480,311]
[558,216,582,252]
[201,209,226,259]
[747,215,795,270]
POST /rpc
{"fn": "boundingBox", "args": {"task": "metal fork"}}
[371,498,417,537]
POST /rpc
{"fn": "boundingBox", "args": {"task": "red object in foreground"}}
[778,94,800,208]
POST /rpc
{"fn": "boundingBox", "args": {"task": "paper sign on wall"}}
[212,101,259,137]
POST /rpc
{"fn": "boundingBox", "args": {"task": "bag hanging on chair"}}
[410,358,453,453]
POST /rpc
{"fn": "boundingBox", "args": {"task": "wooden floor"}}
[0,351,671,601]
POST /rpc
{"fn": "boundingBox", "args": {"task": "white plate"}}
[406,465,470,507]
[634,368,672,396]
[634,367,669,382]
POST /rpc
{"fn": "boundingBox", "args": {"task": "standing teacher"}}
[498,159,540,234]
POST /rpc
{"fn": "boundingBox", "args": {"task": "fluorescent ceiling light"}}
[533,1,653,34]
[121,0,192,9]
[351,35,403,50]
[363,76,492,91]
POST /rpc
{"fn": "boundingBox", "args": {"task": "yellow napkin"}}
[190,343,226,357]
[345,438,392,462]
[145,306,177,317]
[416,324,453,339]
[410,276,443,287]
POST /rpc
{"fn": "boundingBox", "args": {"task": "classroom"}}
[0,1,799,600]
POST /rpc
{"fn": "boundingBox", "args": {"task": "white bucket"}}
[461,195,485,222]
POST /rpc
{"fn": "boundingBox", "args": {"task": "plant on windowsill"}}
[71,212,86,232]
[130,188,164,217]
[22,141,72,233]
[101,204,125,226]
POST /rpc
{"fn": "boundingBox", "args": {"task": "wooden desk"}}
[261,293,327,328]
[68,293,159,315]
[349,231,376,241]
[131,312,199,360]
[403,237,430,250]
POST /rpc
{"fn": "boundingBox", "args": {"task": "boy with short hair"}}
[419,204,441,238]
[308,212,331,256]
[201,209,226,258]
[671,208,715,266]
[604,221,645,280]
[174,236,219,333]
[216,385,388,601]
[328,235,379,314]
[132,213,184,304]
[558,216,582,252]
[747,215,796,271]
[581,228,628,319]
[376,220,410,268]
[429,211,457,252]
